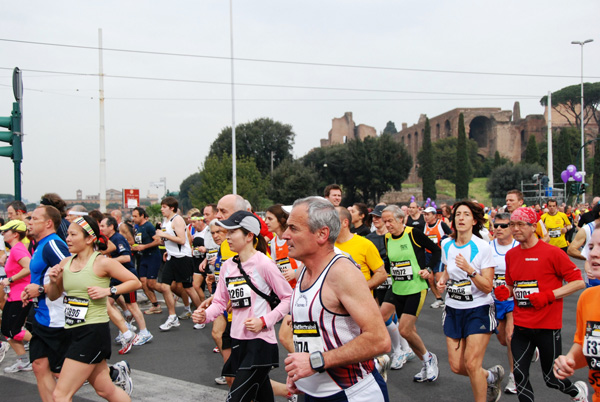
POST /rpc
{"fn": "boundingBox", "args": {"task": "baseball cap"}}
[424,207,437,214]
[370,205,386,217]
[216,210,261,236]
[0,219,27,233]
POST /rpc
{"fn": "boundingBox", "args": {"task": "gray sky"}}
[1,1,599,204]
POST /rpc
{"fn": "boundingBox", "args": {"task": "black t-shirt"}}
[351,224,371,237]
[406,214,426,233]
[578,211,595,228]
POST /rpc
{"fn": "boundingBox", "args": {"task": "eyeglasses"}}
[493,223,509,229]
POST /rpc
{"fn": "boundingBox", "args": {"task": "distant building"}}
[320,112,377,147]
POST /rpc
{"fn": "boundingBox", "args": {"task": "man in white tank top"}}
[154,196,202,332]
[283,197,390,402]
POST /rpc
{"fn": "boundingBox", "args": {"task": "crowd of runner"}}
[0,188,598,402]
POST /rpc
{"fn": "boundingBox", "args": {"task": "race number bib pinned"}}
[428,235,438,244]
[377,275,392,290]
[134,232,142,244]
[514,280,539,307]
[549,229,561,238]
[584,321,600,370]
[276,257,292,273]
[226,276,252,308]
[292,321,324,354]
[64,296,89,325]
[391,260,413,281]
[494,274,507,288]
[447,279,473,302]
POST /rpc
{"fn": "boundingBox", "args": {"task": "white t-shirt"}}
[489,239,519,301]
[441,235,496,309]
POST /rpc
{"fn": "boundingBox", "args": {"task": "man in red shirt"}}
[505,207,587,402]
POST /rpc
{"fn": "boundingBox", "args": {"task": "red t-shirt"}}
[505,240,582,329]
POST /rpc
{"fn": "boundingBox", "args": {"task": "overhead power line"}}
[1,38,598,80]
[0,66,543,98]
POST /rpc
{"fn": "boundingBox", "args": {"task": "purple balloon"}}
[560,170,569,183]
[574,172,583,182]
[567,164,577,176]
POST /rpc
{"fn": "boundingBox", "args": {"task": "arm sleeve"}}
[573,290,586,345]
[260,262,293,329]
[476,243,497,270]
[365,242,384,274]
[11,243,31,263]
[204,263,230,323]
[505,250,514,286]
[42,240,70,267]
[413,229,441,268]
[441,222,452,235]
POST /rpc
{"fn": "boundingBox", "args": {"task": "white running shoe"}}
[430,299,445,309]
[4,359,33,373]
[113,361,133,396]
[376,354,391,382]
[178,310,192,320]
[504,372,517,394]
[572,381,589,402]
[215,376,227,385]
[486,365,504,402]
[0,342,8,364]
[119,334,138,355]
[404,350,417,361]
[390,352,407,370]
[159,315,180,331]
[194,323,206,330]
[133,333,153,346]
[413,353,439,382]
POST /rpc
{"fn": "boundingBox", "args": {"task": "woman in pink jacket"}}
[193,210,292,402]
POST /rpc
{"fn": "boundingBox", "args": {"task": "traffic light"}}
[0,102,22,161]
[580,183,589,194]
[569,182,579,195]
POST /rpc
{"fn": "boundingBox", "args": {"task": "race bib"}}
[134,232,142,244]
[494,274,507,288]
[293,321,324,354]
[514,280,539,307]
[276,257,292,272]
[207,248,218,259]
[377,275,392,289]
[447,279,473,302]
[428,235,438,244]
[391,260,413,281]
[193,248,201,257]
[549,229,561,238]
[584,321,600,371]
[64,296,89,325]
[226,276,252,308]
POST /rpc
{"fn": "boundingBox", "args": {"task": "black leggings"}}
[226,367,274,402]
[511,326,579,402]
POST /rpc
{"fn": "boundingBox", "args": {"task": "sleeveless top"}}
[291,254,375,397]
[63,251,110,328]
[386,227,428,295]
[270,234,298,288]
[424,219,446,250]
[163,215,192,259]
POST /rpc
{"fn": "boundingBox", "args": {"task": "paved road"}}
[0,257,593,401]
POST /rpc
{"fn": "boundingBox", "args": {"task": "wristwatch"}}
[110,286,118,296]
[38,285,45,296]
[467,271,477,278]
[309,351,326,373]
[8,277,14,283]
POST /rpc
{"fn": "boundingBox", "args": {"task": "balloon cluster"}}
[424,197,437,209]
[410,195,415,203]
[560,165,583,183]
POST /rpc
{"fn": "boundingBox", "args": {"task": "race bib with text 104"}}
[292,321,324,354]
[447,279,473,302]
[226,276,252,308]
[391,260,413,281]
[64,296,89,325]
[514,280,539,307]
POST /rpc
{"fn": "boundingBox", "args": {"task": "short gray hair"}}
[383,205,404,221]
[293,196,340,244]
[494,212,511,222]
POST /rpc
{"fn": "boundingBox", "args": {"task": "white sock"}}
[399,335,410,352]
[169,314,177,319]
[386,320,401,355]
[122,330,133,340]
[123,310,132,318]
[422,351,432,362]
[139,329,150,336]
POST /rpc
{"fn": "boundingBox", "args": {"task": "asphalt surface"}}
[0,256,593,401]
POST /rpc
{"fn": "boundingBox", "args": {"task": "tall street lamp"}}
[571,38,594,203]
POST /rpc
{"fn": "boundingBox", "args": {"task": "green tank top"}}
[385,227,428,296]
[63,251,110,328]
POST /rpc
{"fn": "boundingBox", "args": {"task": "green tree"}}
[190,154,269,210]
[418,118,436,200]
[268,159,319,204]
[493,151,503,168]
[455,113,471,199]
[383,121,398,135]
[146,204,162,222]
[179,172,202,211]
[486,162,544,202]
[208,118,295,177]
[524,135,540,165]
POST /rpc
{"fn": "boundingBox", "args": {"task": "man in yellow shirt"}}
[540,198,572,252]
[334,207,387,290]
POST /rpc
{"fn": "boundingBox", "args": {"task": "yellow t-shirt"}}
[335,234,384,282]
[219,240,237,261]
[540,212,571,248]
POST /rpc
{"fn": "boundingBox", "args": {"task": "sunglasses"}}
[493,223,509,229]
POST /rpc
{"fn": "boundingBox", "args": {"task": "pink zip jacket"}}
[204,251,292,344]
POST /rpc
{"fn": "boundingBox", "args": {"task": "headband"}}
[190,216,204,221]
[74,217,97,241]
